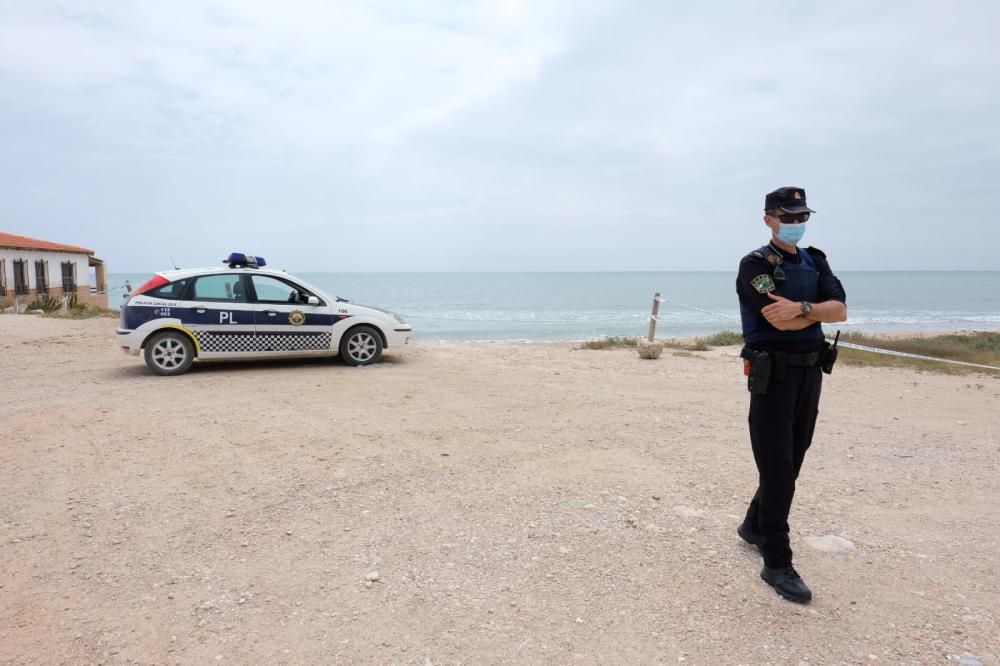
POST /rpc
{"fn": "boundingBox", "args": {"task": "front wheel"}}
[144,331,195,376]
[339,325,383,366]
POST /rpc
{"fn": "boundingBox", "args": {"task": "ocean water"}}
[107,271,1000,342]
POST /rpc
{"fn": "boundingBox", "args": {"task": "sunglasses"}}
[775,212,810,224]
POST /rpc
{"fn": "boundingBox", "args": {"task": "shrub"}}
[662,331,742,352]
[839,331,1000,375]
[68,293,87,313]
[698,330,744,346]
[26,295,62,312]
[578,336,640,350]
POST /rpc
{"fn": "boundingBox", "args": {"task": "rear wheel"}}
[144,331,195,376]
[339,325,383,366]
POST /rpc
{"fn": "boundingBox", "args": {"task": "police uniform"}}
[736,187,846,602]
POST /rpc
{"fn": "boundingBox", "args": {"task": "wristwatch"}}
[800,301,814,317]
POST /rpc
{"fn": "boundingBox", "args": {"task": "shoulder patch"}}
[750,274,776,294]
[806,245,826,259]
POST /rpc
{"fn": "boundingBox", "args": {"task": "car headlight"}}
[391,312,406,324]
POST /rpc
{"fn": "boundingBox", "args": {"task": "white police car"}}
[117,253,412,375]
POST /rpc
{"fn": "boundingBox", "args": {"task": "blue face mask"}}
[777,222,807,245]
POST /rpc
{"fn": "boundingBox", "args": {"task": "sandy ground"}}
[1,316,998,665]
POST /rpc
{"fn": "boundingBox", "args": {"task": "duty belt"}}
[740,346,826,395]
[742,348,822,367]
[773,350,822,367]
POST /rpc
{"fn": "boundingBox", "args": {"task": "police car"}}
[117,253,412,375]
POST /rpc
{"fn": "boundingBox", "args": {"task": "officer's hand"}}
[762,292,801,323]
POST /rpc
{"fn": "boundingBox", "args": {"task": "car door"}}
[248,274,335,354]
[182,273,257,357]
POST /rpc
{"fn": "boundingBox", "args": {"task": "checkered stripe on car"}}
[194,332,332,353]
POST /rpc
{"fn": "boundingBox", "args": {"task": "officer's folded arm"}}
[768,316,816,332]
[762,294,847,330]
[804,299,848,324]
[762,300,846,331]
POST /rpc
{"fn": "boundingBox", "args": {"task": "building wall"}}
[0,249,102,309]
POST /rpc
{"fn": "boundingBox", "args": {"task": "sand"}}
[2,315,998,664]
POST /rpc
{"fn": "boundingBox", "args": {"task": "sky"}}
[1,1,998,272]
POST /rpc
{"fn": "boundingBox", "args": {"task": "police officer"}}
[736,186,847,603]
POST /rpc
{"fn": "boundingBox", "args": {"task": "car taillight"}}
[133,275,168,296]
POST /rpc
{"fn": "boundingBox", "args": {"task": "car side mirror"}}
[307,295,319,305]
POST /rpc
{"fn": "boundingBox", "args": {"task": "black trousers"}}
[743,363,823,568]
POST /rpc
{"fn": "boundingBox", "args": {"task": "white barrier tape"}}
[665,298,999,371]
[660,298,740,321]
[832,340,1000,371]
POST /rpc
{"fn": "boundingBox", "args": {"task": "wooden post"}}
[647,292,660,341]
[637,292,664,359]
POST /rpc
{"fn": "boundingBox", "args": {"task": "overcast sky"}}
[1,1,998,272]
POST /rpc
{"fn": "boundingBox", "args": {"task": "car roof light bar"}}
[223,252,267,268]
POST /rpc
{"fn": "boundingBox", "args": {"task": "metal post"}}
[647,292,660,341]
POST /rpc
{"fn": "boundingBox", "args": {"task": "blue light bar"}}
[223,252,267,268]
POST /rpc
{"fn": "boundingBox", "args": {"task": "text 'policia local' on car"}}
[117,253,412,375]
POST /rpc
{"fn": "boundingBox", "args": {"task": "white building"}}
[0,232,108,310]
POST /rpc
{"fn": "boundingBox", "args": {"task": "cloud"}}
[0,1,998,271]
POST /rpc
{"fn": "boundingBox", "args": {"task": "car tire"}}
[339,325,383,366]
[144,330,196,376]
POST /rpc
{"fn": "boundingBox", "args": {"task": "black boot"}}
[761,566,812,603]
[737,522,762,553]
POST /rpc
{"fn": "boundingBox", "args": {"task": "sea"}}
[107,271,1000,343]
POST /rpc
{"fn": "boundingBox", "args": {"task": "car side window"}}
[147,278,191,300]
[191,275,246,303]
[250,275,312,304]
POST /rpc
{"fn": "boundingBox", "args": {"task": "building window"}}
[0,259,6,297]
[61,261,77,294]
[13,260,29,296]
[35,260,49,294]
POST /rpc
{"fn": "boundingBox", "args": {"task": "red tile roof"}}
[0,232,94,255]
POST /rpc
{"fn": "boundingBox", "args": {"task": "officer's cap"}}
[764,187,815,214]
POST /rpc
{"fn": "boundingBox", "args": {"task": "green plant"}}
[665,339,709,351]
[698,330,744,346]
[54,305,118,319]
[67,293,87,313]
[26,294,62,312]
[578,336,640,350]
[838,331,1000,376]
[661,330,742,352]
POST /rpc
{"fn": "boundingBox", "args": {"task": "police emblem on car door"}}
[183,274,257,355]
[249,274,333,353]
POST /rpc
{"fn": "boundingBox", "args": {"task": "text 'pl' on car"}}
[116,253,412,376]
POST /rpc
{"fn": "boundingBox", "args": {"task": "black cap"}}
[764,186,815,214]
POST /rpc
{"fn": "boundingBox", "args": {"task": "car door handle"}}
[195,308,206,313]
[263,309,279,316]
